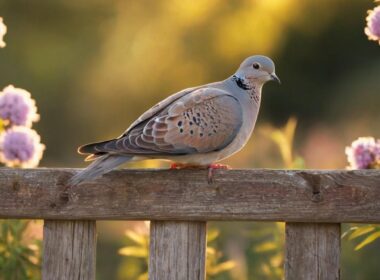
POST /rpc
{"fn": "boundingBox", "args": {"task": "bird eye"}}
[252,63,260,70]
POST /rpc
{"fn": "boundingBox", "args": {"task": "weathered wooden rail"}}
[2,168,380,279]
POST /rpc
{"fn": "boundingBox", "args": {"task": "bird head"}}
[235,55,280,86]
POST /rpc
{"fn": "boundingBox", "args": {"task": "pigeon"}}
[69,55,280,185]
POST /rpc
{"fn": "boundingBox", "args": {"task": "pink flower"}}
[365,5,380,44]
[0,127,45,168]
[0,85,40,127]
[345,137,380,169]
[0,17,6,48]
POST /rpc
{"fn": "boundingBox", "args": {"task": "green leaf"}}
[348,226,375,240]
[137,272,148,280]
[254,241,278,253]
[124,230,147,246]
[118,246,148,257]
[341,226,358,239]
[292,156,305,169]
[206,247,216,256]
[207,260,235,275]
[207,228,219,242]
[355,231,380,250]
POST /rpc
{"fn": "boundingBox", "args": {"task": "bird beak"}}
[270,73,281,84]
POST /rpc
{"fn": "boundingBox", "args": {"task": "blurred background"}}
[0,0,380,279]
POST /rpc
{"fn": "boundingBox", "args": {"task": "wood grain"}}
[0,168,380,222]
[149,221,206,280]
[285,223,340,280]
[42,220,97,280]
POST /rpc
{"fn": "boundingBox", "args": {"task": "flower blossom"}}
[345,137,380,169]
[0,17,6,48]
[365,5,380,44]
[0,85,40,127]
[0,126,45,168]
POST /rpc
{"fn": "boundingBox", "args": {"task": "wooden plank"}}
[149,221,206,280]
[0,168,380,222]
[42,220,97,280]
[285,223,340,280]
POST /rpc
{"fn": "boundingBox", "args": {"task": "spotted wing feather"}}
[123,86,201,134]
[80,88,242,156]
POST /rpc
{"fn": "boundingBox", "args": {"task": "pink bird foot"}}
[207,164,230,184]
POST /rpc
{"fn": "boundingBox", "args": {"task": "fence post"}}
[285,223,340,280]
[149,221,207,280]
[42,220,97,280]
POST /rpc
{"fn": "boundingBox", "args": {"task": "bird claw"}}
[207,164,230,184]
[170,163,180,169]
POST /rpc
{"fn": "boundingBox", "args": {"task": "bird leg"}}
[207,163,230,184]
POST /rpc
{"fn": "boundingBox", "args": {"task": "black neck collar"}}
[232,75,251,90]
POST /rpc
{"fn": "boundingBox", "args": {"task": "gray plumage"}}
[69,155,131,186]
[69,55,279,185]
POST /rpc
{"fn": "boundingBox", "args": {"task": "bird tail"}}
[69,154,132,186]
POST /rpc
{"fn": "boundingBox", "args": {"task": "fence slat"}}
[149,221,206,280]
[285,223,340,280]
[2,168,380,222]
[42,220,97,280]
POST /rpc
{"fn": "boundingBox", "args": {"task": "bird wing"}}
[79,87,243,156]
[123,85,202,134]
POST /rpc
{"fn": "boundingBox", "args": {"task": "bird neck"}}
[232,74,251,90]
[231,75,262,105]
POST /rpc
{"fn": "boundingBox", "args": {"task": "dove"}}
[69,55,280,185]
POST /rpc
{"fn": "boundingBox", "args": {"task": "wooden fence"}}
[1,168,380,279]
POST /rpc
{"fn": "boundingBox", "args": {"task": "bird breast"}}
[212,92,260,162]
[170,91,260,165]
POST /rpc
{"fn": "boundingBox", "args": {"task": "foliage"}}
[342,1,380,256]
[254,116,380,276]
[206,229,236,278]
[0,220,41,280]
[263,117,380,274]
[245,118,302,279]
[250,223,285,279]
[260,117,305,169]
[118,222,235,279]
[344,141,380,247]
[343,225,380,251]
[0,26,43,279]
[118,226,148,280]
[0,1,379,278]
